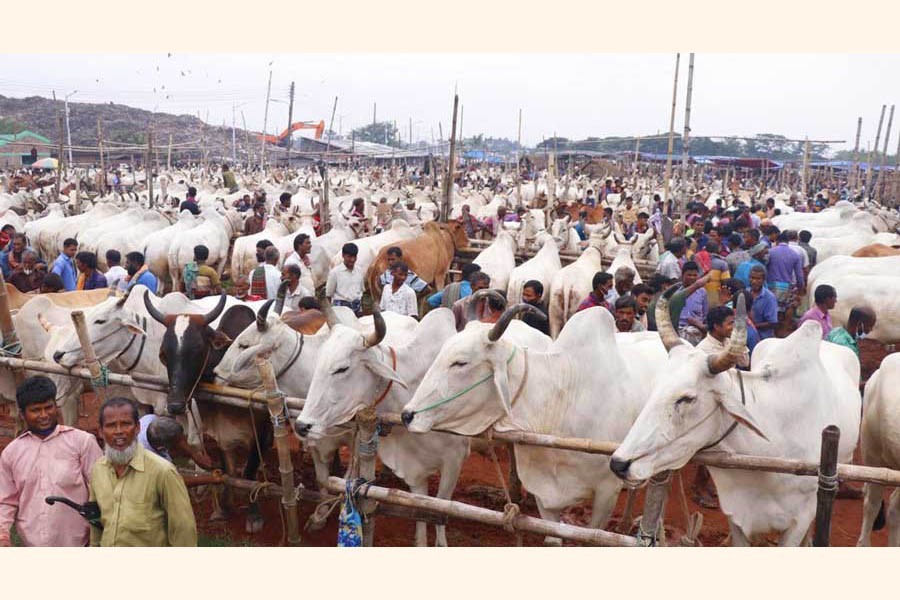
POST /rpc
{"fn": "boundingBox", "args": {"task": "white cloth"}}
[380,283,418,317]
[657,251,681,280]
[284,281,313,311]
[788,242,810,269]
[105,265,127,290]
[326,263,365,303]
[284,252,316,293]
[263,264,282,300]
[696,333,750,368]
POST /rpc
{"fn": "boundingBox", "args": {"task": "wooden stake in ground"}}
[813,425,841,547]
[866,105,886,195]
[354,406,379,546]
[167,133,173,171]
[255,355,301,546]
[680,53,695,197]
[70,310,106,402]
[876,104,894,203]
[442,94,460,223]
[663,53,681,213]
[851,117,862,192]
[801,138,811,199]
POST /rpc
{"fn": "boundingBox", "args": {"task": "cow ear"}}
[718,394,768,441]
[206,329,232,350]
[118,316,147,337]
[362,355,407,388]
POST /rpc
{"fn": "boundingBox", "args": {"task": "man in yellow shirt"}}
[618,196,638,227]
[89,397,197,547]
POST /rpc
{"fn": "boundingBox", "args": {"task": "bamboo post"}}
[70,310,105,402]
[442,94,460,223]
[851,117,862,192]
[97,118,106,195]
[323,477,638,546]
[354,405,379,546]
[680,53,695,196]
[813,425,841,547]
[866,105,886,196]
[663,53,681,210]
[56,113,65,201]
[167,134,173,171]
[876,105,894,203]
[0,272,24,389]
[515,108,523,205]
[801,139,811,199]
[260,69,273,174]
[636,471,671,546]
[255,355,301,545]
[147,129,154,208]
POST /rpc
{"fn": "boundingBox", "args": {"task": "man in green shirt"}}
[825,306,876,358]
[222,163,238,194]
[89,398,197,547]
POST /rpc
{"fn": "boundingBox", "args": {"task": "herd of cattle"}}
[2,164,900,546]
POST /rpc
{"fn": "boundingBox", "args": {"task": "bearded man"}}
[88,397,196,546]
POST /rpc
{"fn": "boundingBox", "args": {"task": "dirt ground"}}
[0,338,894,547]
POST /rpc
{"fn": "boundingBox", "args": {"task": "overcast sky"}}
[2,54,899,151]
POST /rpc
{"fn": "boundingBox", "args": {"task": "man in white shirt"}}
[326,242,364,316]
[281,264,313,311]
[380,262,418,318]
[105,249,128,291]
[656,237,685,281]
[262,246,283,300]
[785,229,810,272]
[283,233,316,293]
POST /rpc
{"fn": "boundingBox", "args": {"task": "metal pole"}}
[663,53,681,211]
[286,82,295,166]
[813,425,841,547]
[260,69,273,173]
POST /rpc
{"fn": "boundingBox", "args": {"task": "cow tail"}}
[874,499,886,531]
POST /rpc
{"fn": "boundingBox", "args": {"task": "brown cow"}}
[279,308,328,334]
[851,243,900,258]
[366,220,469,298]
[5,284,112,311]
[564,202,608,224]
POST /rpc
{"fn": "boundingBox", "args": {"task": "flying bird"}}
[167,52,172,58]
[181,71,186,76]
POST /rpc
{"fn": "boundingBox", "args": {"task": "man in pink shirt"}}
[798,284,836,339]
[0,376,102,546]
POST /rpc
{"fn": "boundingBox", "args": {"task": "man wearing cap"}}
[734,242,768,287]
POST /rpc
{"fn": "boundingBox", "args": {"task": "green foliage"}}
[0,117,26,135]
[350,121,402,147]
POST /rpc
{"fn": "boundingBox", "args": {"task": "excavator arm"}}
[257,120,325,144]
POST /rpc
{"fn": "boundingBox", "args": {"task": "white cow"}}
[231,219,291,279]
[858,353,900,546]
[95,211,174,271]
[402,305,666,545]
[473,230,518,292]
[547,245,606,339]
[144,211,200,292]
[167,206,240,287]
[506,233,561,305]
[610,295,860,546]
[328,219,419,276]
[294,307,469,546]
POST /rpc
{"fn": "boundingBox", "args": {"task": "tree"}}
[350,121,401,148]
[0,117,25,135]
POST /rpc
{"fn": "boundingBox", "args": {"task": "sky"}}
[2,54,899,152]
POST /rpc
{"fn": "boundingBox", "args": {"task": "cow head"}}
[52,294,149,369]
[143,290,230,415]
[294,305,405,438]
[400,303,545,436]
[609,291,766,485]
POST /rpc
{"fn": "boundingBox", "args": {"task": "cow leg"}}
[507,443,523,505]
[727,519,751,547]
[408,479,430,547]
[887,488,900,547]
[589,484,620,530]
[779,520,811,547]
[857,482,885,547]
[309,445,333,491]
[534,496,563,546]
[433,456,466,547]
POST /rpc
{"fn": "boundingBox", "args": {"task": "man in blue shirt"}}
[734,243,768,287]
[123,251,159,294]
[51,238,79,291]
[427,263,481,308]
[748,265,778,339]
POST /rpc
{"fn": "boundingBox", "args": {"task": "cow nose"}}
[609,457,632,479]
[400,411,415,427]
[167,402,187,415]
[294,421,312,437]
[52,351,65,363]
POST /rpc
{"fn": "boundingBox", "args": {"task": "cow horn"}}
[203,294,228,326]
[274,280,289,315]
[143,289,167,325]
[708,294,748,375]
[488,303,547,343]
[363,306,387,348]
[655,285,684,352]
[257,299,273,331]
[466,289,507,324]
[320,297,339,328]
[613,232,627,245]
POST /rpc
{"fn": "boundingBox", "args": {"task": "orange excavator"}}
[257,120,325,144]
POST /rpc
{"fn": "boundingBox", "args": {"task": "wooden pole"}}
[813,425,841,547]
[285,81,295,167]
[876,105,894,203]
[851,117,862,192]
[255,355,301,545]
[320,96,339,234]
[97,118,106,195]
[680,53,695,191]
[516,108,523,205]
[146,129,154,208]
[260,69,273,174]
[70,310,106,402]
[354,406,379,546]
[636,471,671,546]
[167,134,173,171]
[663,53,681,211]
[323,477,638,546]
[0,273,24,388]
[633,136,641,187]
[801,138,811,199]
[57,113,65,201]
[866,105,886,196]
[442,94,460,223]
